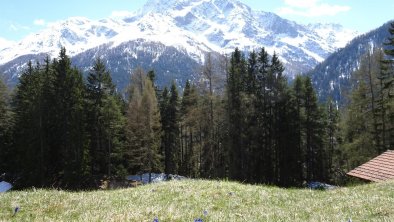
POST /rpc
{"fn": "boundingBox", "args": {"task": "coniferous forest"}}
[0,24,393,189]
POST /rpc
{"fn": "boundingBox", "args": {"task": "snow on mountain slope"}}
[0,17,120,64]
[310,21,392,104]
[0,38,15,51]
[307,23,358,50]
[0,0,358,77]
[135,0,358,65]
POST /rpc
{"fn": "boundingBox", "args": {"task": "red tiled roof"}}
[347,150,394,182]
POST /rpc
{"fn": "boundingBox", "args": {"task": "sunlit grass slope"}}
[1,179,393,221]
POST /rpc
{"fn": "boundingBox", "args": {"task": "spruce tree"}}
[86,58,125,179]
[227,48,247,181]
[241,50,258,182]
[50,47,89,188]
[179,81,200,177]
[12,61,46,186]
[161,82,180,174]
[0,77,14,175]
[381,22,394,149]
[342,48,390,171]
[292,76,306,184]
[325,97,340,182]
[304,76,326,181]
[256,48,274,184]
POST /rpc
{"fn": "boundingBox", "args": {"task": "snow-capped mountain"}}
[0,38,15,51]
[0,17,120,64]
[0,0,358,89]
[310,21,393,104]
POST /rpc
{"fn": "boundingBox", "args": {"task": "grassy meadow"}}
[0,179,393,221]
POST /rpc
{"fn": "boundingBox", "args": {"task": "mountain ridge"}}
[310,20,393,104]
[0,0,358,89]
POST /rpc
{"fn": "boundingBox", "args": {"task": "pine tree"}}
[12,61,46,186]
[161,82,180,174]
[128,67,145,101]
[324,97,343,183]
[86,58,125,179]
[141,77,163,180]
[0,77,14,175]
[304,76,326,181]
[381,22,394,149]
[50,47,89,188]
[241,50,258,182]
[342,48,389,171]
[227,48,247,181]
[342,72,377,169]
[200,53,216,177]
[256,48,274,184]
[292,76,306,184]
[159,86,169,158]
[269,53,296,186]
[179,81,200,177]
[125,69,162,181]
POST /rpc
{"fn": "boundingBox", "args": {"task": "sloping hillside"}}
[1,180,393,221]
[310,21,393,104]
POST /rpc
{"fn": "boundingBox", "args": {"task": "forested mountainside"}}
[310,21,392,104]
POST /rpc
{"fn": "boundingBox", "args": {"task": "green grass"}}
[1,179,394,221]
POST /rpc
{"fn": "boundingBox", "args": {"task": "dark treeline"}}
[339,24,394,172]
[0,47,333,188]
[226,48,335,186]
[1,48,127,188]
[0,23,392,189]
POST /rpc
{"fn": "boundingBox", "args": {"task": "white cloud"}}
[9,23,30,32]
[33,19,46,26]
[277,0,351,17]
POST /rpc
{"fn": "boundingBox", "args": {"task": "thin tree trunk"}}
[367,53,379,151]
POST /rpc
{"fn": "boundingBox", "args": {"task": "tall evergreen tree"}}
[200,53,217,177]
[381,22,394,149]
[159,86,169,158]
[292,76,307,184]
[125,69,162,181]
[342,72,377,169]
[50,47,89,188]
[325,97,341,182]
[304,76,326,181]
[0,77,14,175]
[256,48,274,184]
[161,82,180,174]
[86,58,125,179]
[342,48,391,172]
[243,50,259,182]
[227,48,247,181]
[179,81,200,177]
[12,61,47,186]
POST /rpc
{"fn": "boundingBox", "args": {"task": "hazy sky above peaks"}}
[0,0,393,42]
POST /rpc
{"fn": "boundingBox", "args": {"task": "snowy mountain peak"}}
[0,17,120,64]
[57,16,91,26]
[141,0,246,17]
[0,0,359,82]
[0,38,15,51]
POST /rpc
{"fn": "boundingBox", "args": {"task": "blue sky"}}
[1,0,393,42]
